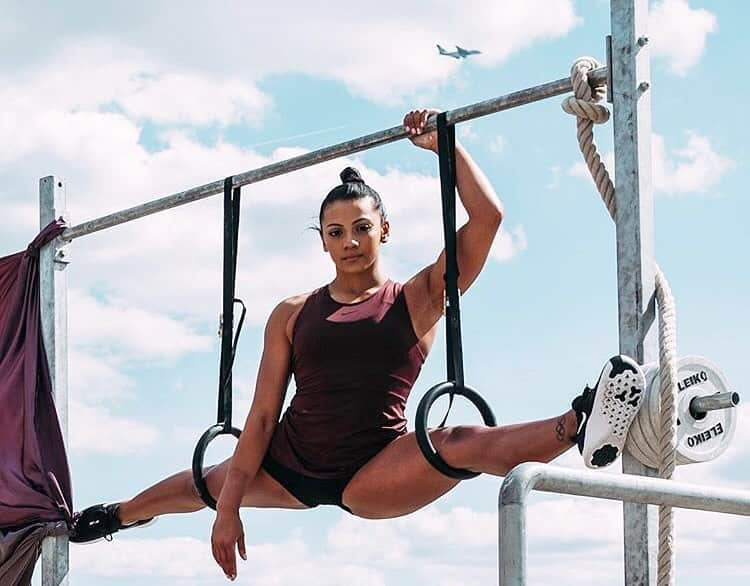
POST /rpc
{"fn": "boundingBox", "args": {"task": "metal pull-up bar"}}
[498,462,750,584]
[61,67,607,242]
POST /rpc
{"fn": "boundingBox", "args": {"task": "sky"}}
[1,0,748,584]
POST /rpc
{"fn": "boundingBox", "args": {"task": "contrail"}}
[247,124,350,149]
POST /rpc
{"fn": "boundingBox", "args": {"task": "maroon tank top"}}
[267,280,426,479]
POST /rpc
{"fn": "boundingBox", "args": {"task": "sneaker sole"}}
[582,356,646,468]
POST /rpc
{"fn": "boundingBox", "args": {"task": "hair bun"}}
[340,167,364,184]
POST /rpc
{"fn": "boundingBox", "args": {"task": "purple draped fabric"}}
[0,220,73,584]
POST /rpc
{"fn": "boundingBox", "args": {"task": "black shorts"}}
[261,454,354,514]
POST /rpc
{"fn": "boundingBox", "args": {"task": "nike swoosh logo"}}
[578,411,588,435]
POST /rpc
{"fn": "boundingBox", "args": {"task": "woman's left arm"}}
[447,141,504,292]
[404,109,504,313]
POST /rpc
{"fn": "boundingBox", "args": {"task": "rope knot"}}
[561,57,610,124]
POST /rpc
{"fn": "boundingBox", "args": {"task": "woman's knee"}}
[435,425,485,468]
[192,460,230,505]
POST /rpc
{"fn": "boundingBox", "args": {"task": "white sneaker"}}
[572,356,646,468]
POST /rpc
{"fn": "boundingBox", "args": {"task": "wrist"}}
[216,504,240,516]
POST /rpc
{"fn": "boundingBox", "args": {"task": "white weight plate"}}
[674,356,735,463]
[626,356,736,466]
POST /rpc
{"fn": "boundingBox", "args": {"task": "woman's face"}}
[320,197,389,274]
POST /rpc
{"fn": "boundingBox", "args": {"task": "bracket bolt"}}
[638,81,651,92]
[637,36,650,47]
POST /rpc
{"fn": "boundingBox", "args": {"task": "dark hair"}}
[316,167,387,233]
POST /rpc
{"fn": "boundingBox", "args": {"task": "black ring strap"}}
[414,113,497,480]
[438,112,463,421]
[192,176,245,509]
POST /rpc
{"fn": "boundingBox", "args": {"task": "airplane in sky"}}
[437,44,482,59]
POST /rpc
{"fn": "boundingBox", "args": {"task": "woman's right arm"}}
[211,298,297,580]
[216,298,295,512]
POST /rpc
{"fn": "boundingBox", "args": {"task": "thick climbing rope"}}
[562,57,678,586]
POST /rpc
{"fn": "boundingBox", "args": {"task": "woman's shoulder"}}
[271,288,321,341]
[383,278,405,301]
[278,290,315,310]
[272,289,317,319]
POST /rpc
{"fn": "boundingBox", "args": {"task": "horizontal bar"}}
[498,463,750,584]
[501,462,750,514]
[62,68,607,242]
[690,392,740,418]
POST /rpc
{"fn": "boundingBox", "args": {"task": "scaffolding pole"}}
[61,68,606,242]
[39,176,70,586]
[611,0,658,584]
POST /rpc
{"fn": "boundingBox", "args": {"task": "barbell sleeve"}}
[689,392,740,419]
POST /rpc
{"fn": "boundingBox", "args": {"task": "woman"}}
[71,109,646,581]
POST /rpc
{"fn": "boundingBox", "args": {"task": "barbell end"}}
[689,391,740,421]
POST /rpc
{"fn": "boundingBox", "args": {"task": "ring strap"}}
[191,177,245,509]
[218,176,244,429]
[437,112,464,426]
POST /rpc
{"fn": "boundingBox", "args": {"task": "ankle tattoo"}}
[555,416,567,443]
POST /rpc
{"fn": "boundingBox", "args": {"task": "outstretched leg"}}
[342,411,577,519]
[344,355,646,519]
[71,459,308,543]
[118,459,307,525]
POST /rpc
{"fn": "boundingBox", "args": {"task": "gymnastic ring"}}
[191,424,242,510]
[415,381,497,480]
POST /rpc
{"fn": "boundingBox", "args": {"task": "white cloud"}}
[119,72,270,127]
[396,505,496,547]
[70,534,386,585]
[0,41,270,133]
[568,152,615,182]
[71,536,217,579]
[69,349,134,405]
[568,132,732,196]
[546,165,562,190]
[69,289,213,362]
[1,2,581,106]
[458,123,478,142]
[70,400,159,455]
[489,135,506,154]
[1,200,38,237]
[490,225,528,261]
[652,131,733,195]
[262,1,582,105]
[650,0,718,75]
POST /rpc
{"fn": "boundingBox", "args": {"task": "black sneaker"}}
[69,503,154,544]
[572,355,646,468]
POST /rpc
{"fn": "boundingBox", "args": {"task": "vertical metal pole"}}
[610,1,658,584]
[39,176,70,586]
[498,502,526,585]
